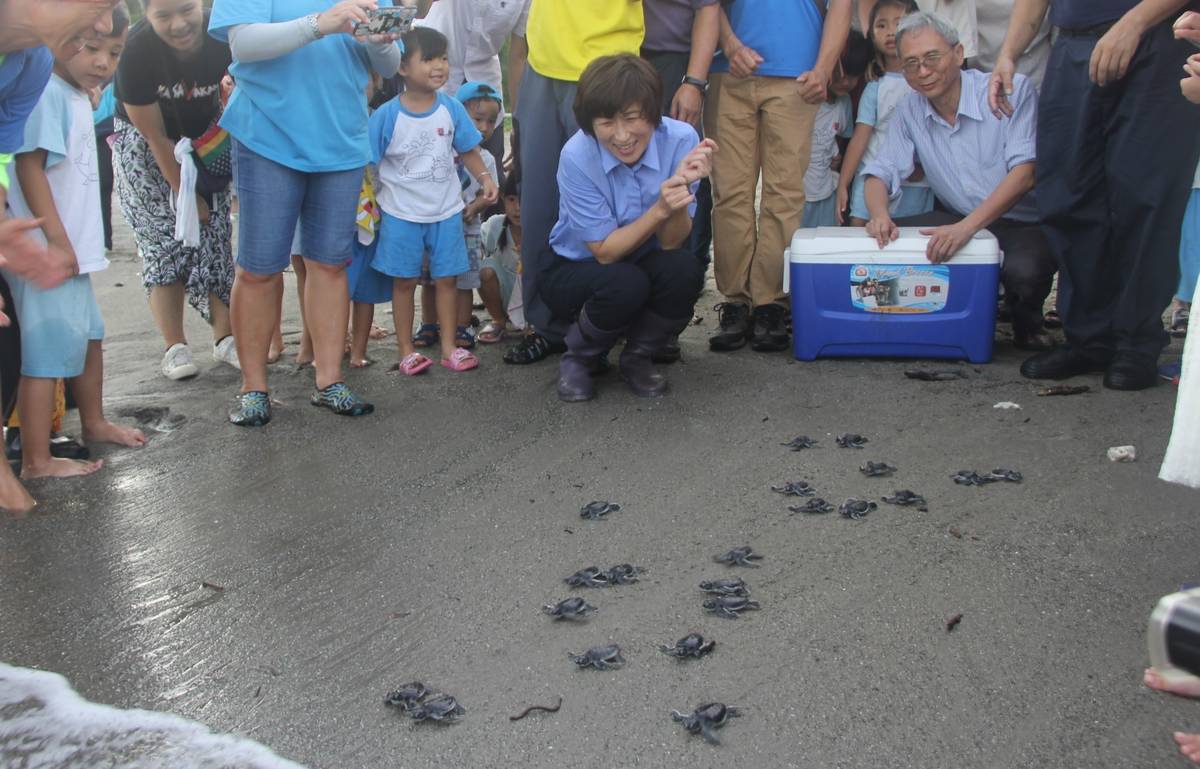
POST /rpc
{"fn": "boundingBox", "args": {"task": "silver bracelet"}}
[305,13,324,41]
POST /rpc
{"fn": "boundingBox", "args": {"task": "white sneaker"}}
[161,343,199,380]
[213,335,241,370]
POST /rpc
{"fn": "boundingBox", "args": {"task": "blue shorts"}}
[372,212,468,280]
[5,272,104,378]
[801,195,838,228]
[233,140,363,275]
[347,237,394,304]
[849,175,935,222]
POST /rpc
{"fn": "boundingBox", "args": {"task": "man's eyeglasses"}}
[901,49,950,74]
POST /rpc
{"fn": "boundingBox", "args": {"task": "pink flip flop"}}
[398,352,433,376]
[441,348,479,372]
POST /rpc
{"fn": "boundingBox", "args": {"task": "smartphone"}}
[352,6,418,37]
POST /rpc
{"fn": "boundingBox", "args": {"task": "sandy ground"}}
[1,217,1199,769]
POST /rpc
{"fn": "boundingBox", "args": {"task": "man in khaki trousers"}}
[705,0,851,353]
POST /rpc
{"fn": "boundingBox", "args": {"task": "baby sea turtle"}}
[770,480,817,497]
[882,490,926,507]
[405,693,465,723]
[670,702,742,745]
[839,498,877,520]
[780,435,818,451]
[789,498,835,515]
[383,682,428,709]
[580,501,621,520]
[714,546,763,568]
[702,596,761,619]
[698,577,749,596]
[543,597,596,620]
[660,633,716,659]
[860,461,896,477]
[606,563,644,585]
[567,644,625,670]
[987,468,1023,483]
[836,433,868,449]
[952,469,1023,486]
[564,566,611,588]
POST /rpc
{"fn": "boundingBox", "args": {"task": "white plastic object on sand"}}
[1161,282,1200,488]
[993,401,1021,410]
[1107,445,1137,462]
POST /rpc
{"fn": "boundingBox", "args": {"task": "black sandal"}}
[502,332,565,365]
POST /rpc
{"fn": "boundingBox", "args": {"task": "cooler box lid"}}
[789,227,1001,265]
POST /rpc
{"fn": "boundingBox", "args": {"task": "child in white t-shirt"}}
[5,5,146,479]
[369,27,498,374]
[477,171,523,342]
[802,30,872,228]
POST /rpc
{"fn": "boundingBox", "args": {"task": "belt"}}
[1056,21,1117,38]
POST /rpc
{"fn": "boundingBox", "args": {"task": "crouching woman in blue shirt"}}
[542,54,716,402]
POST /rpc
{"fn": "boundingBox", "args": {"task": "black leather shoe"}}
[1019,347,1110,380]
[750,304,790,352]
[1103,352,1158,391]
[709,302,750,351]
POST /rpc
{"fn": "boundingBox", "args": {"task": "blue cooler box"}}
[786,227,1001,363]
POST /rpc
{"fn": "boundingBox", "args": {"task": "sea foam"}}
[0,663,310,769]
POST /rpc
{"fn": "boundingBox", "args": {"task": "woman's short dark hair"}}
[573,54,662,136]
[401,26,448,63]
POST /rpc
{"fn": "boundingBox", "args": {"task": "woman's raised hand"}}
[673,138,718,183]
[316,0,377,37]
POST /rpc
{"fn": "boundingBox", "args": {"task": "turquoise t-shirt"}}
[208,0,394,173]
[710,0,823,79]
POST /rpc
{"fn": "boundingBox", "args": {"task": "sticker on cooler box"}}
[850,264,950,313]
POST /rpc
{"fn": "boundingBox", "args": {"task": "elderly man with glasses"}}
[860,11,1057,351]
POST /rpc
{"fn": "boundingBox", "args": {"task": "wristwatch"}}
[305,13,324,40]
[681,75,708,93]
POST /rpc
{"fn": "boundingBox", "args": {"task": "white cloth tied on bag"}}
[1160,281,1200,488]
[172,137,201,247]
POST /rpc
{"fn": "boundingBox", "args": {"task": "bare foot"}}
[349,357,375,369]
[22,457,103,479]
[83,421,147,448]
[0,472,36,513]
[369,323,391,340]
[1176,732,1200,764]
[1145,667,1200,698]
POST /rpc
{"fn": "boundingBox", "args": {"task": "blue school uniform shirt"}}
[710,0,822,78]
[550,117,700,262]
[0,47,53,154]
[208,0,394,173]
[369,92,483,222]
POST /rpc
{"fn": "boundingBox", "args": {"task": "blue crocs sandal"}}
[230,391,272,427]
[311,382,374,416]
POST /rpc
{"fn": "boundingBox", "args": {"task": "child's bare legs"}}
[435,277,459,362]
[420,283,437,326]
[393,278,419,360]
[457,288,472,329]
[76,340,146,449]
[478,267,508,326]
[18,376,102,478]
[291,255,313,365]
[349,301,375,367]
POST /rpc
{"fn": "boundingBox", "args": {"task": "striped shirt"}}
[862,68,1039,223]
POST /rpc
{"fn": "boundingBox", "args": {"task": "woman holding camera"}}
[208,0,401,426]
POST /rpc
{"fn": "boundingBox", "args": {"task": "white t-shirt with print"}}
[6,75,107,273]
[416,0,530,95]
[804,95,853,203]
[372,92,484,223]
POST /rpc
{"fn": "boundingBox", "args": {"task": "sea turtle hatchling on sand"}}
[568,644,625,670]
[659,633,716,659]
[780,435,818,450]
[836,433,869,449]
[714,546,763,567]
[702,596,761,619]
[789,498,835,515]
[383,682,428,709]
[860,461,896,477]
[605,563,644,585]
[404,693,465,723]
[698,577,749,596]
[564,566,610,588]
[770,480,817,497]
[952,469,1023,486]
[670,702,743,745]
[839,498,877,520]
[543,597,596,620]
[882,490,926,507]
[580,501,621,520]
